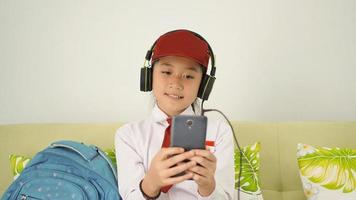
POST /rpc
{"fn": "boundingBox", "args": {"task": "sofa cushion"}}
[277,122,356,194]
[232,122,281,194]
[234,142,263,199]
[297,143,356,200]
[9,154,30,179]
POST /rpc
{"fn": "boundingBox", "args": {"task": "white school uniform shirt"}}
[115,104,234,200]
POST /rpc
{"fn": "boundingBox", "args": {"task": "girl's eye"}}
[182,74,195,79]
[161,71,171,75]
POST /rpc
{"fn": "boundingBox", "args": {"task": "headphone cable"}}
[201,100,243,200]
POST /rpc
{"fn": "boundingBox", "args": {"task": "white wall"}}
[1,0,355,124]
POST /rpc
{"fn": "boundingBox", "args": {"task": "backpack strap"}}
[96,147,118,179]
[50,140,98,161]
[50,140,118,179]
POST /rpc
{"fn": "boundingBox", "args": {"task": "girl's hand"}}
[142,147,197,197]
[188,149,217,197]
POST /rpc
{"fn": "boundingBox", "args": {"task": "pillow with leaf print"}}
[9,149,116,180]
[9,154,31,180]
[234,142,264,200]
[297,143,356,200]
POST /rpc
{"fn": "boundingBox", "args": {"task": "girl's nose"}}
[168,83,183,90]
[168,75,183,90]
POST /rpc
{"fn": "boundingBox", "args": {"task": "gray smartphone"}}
[170,115,207,151]
[169,115,207,177]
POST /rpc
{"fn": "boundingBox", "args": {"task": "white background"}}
[1,0,355,124]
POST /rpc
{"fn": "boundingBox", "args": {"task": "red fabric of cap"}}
[151,30,210,68]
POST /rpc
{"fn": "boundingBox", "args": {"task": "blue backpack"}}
[1,140,121,200]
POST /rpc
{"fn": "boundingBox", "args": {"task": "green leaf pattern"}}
[234,142,262,194]
[9,154,30,179]
[297,143,356,193]
[104,148,117,166]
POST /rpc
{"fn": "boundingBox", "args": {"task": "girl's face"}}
[152,56,203,117]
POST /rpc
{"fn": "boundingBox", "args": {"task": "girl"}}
[115,29,234,200]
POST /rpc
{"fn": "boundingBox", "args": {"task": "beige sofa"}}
[1,121,355,200]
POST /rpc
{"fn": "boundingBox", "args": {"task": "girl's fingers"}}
[163,150,195,168]
[164,171,194,186]
[192,149,216,162]
[189,156,214,170]
[164,160,196,177]
[187,165,209,178]
[159,147,185,160]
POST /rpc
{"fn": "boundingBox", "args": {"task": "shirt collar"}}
[151,104,196,124]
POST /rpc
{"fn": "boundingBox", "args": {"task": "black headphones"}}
[140,29,216,101]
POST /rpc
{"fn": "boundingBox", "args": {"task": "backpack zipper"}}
[20,194,42,200]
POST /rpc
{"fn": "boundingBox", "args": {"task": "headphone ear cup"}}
[140,67,153,92]
[198,74,215,100]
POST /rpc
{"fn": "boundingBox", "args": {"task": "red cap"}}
[151,30,210,68]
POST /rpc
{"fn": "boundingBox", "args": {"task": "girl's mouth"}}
[165,93,184,99]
